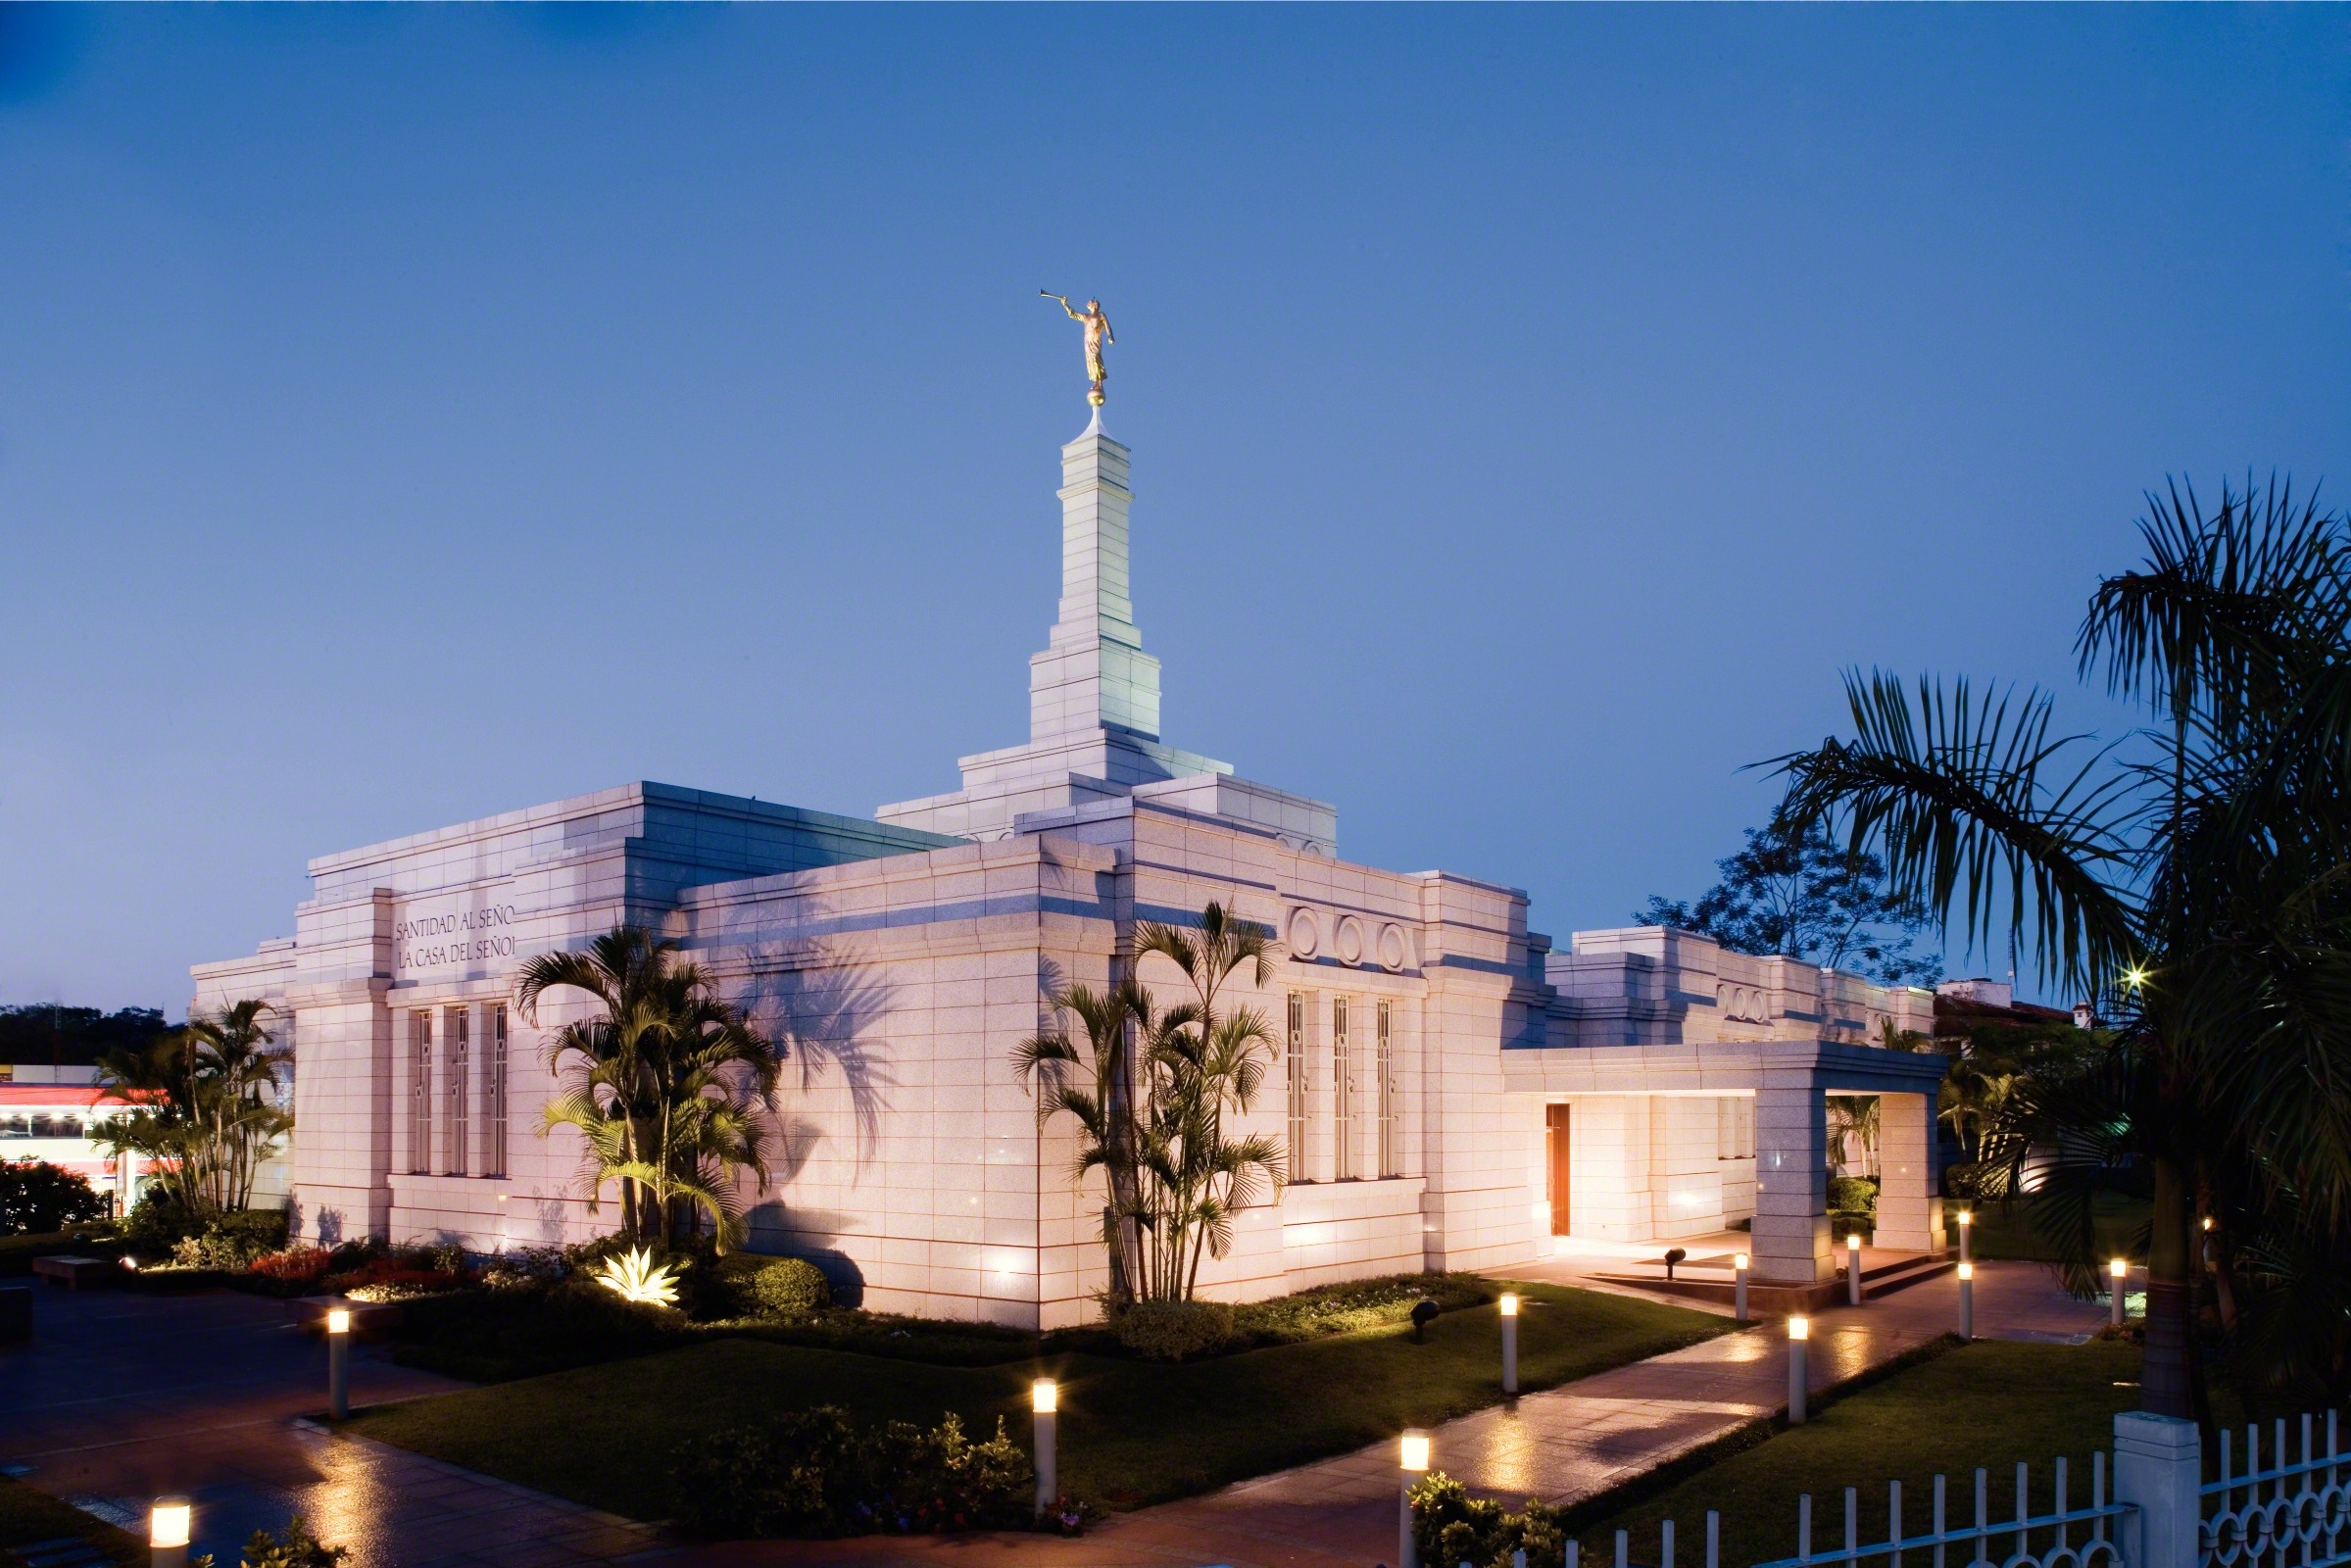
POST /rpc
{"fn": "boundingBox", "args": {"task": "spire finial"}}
[1041,290,1113,410]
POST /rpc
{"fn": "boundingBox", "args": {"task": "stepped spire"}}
[1029,417,1160,741]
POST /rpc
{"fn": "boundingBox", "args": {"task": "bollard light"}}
[2109,1258,2129,1328]
[1786,1317,1809,1424]
[1847,1233,1864,1307]
[150,1496,191,1568]
[1956,1260,1975,1341]
[1498,1292,1520,1396]
[1398,1428,1432,1568]
[1031,1379,1058,1517]
[1733,1251,1750,1324]
[325,1306,352,1420]
[1955,1208,1972,1264]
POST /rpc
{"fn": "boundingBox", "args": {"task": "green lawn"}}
[1949,1196,2149,1263]
[0,1475,140,1568]
[350,1281,1721,1519]
[1568,1340,2147,1567]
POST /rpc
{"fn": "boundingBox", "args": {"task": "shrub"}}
[1827,1176,1879,1215]
[124,1191,201,1253]
[325,1254,463,1301]
[0,1159,107,1236]
[237,1517,347,1568]
[480,1246,566,1293]
[1228,1272,1489,1346]
[723,1255,833,1319]
[1410,1472,1566,1568]
[671,1405,1032,1539]
[1113,1298,1239,1361]
[169,1208,291,1271]
[250,1247,334,1286]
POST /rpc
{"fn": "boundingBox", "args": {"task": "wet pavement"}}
[0,1260,2103,1568]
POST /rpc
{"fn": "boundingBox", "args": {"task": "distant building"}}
[0,1085,144,1213]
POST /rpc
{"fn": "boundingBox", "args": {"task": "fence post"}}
[2114,1411,2202,1568]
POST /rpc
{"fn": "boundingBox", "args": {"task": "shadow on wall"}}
[739,1201,869,1307]
[746,954,900,1169]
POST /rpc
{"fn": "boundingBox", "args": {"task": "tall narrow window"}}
[1285,993,1309,1183]
[408,1010,432,1175]
[1332,997,1353,1180]
[484,1004,508,1179]
[444,1006,469,1176]
[1377,999,1399,1177]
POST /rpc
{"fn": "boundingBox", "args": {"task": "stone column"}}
[1875,1091,1944,1251]
[1752,1080,1832,1284]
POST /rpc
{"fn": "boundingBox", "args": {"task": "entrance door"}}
[1546,1103,1572,1235]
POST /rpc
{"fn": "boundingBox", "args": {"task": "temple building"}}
[190,404,1947,1328]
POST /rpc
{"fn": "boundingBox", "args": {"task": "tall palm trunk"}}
[2141,1155,2196,1419]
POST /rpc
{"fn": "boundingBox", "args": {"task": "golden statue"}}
[1042,291,1113,406]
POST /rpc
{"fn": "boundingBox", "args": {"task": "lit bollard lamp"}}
[1846,1233,1864,1307]
[149,1497,191,1568]
[1955,1207,1972,1263]
[2109,1258,2128,1328]
[1031,1379,1057,1518]
[1398,1428,1431,1568]
[325,1306,351,1420]
[1956,1260,1974,1341]
[1786,1316,1809,1425]
[1734,1251,1749,1324]
[1499,1292,1519,1396]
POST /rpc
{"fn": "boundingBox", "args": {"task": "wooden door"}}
[1546,1103,1572,1235]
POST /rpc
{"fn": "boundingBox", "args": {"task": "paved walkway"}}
[0,1285,674,1568]
[1,1262,2102,1568]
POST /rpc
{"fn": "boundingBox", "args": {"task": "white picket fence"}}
[1506,1408,2347,1568]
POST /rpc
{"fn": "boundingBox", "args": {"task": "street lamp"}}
[1399,1428,1432,1568]
[1498,1292,1519,1395]
[1031,1379,1058,1517]
[149,1497,191,1568]
[1787,1316,1810,1424]
[325,1307,351,1420]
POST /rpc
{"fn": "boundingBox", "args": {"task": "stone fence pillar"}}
[1875,1091,1945,1251]
[2115,1410,2202,1568]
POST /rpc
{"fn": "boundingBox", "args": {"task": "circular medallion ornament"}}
[1286,906,1321,959]
[1378,923,1409,971]
[1335,916,1366,966]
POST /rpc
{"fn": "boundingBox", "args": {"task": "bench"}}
[29,1255,113,1291]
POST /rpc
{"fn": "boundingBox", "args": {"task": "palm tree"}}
[96,1000,291,1214]
[1776,476,2351,1418]
[1015,902,1287,1304]
[516,926,780,1253]
[1825,1095,1882,1179]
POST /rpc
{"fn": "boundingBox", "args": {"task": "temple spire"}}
[1029,418,1160,742]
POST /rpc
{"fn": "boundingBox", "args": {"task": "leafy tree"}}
[96,1000,290,1214]
[1776,474,2351,1416]
[1637,816,1943,985]
[0,1158,107,1235]
[1015,902,1286,1304]
[516,926,779,1253]
[0,1005,171,1067]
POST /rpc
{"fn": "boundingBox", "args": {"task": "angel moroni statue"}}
[1042,291,1113,407]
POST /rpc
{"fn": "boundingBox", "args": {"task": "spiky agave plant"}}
[595,1245,684,1306]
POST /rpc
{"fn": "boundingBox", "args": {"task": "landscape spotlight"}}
[150,1497,191,1568]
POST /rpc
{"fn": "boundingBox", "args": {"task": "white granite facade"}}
[192,410,1945,1322]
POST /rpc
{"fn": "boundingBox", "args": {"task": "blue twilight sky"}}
[2,6,2347,1011]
